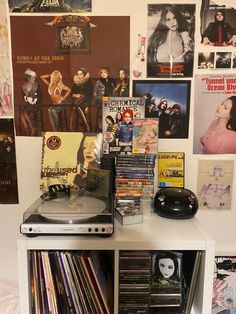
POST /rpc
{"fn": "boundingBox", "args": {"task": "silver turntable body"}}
[20,190,114,236]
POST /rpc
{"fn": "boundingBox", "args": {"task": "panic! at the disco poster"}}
[147,4,195,78]
[10,15,130,136]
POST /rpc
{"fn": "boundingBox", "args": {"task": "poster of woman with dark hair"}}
[147,4,195,78]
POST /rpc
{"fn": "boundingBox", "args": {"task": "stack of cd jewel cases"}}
[119,250,151,314]
[115,155,156,222]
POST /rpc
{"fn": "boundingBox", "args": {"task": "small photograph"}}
[215,52,232,68]
[8,0,92,13]
[132,118,158,155]
[198,52,215,69]
[212,256,236,314]
[232,52,236,68]
[133,80,191,139]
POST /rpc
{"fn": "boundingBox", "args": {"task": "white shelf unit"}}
[17,214,215,314]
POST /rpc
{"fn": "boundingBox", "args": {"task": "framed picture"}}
[133,80,191,139]
[56,17,90,54]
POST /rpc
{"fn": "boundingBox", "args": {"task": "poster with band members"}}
[10,15,130,136]
[0,119,18,204]
[8,0,92,13]
[0,0,13,117]
[197,159,234,210]
[133,80,191,139]
[193,74,236,154]
[147,4,195,78]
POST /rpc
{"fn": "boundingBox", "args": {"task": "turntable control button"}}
[88,228,92,232]
[29,228,33,232]
[102,228,105,232]
[95,228,99,232]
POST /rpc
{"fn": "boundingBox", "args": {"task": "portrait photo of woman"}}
[147,4,195,77]
[200,96,236,154]
[73,133,102,189]
[151,251,183,295]
[194,75,236,155]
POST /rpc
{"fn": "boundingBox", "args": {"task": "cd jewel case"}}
[21,189,114,237]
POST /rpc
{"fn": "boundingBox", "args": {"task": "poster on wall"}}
[212,256,236,313]
[147,4,195,78]
[8,0,92,13]
[133,80,191,139]
[0,0,13,117]
[200,0,236,47]
[10,15,130,136]
[197,159,234,210]
[197,0,236,71]
[0,119,19,204]
[193,74,236,154]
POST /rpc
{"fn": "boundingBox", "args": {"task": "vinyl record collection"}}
[29,250,113,314]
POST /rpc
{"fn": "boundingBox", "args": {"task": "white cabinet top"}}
[17,213,215,251]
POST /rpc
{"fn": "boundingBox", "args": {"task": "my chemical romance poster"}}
[8,0,92,13]
[10,15,130,136]
[147,4,195,78]
[193,74,236,154]
[0,119,18,204]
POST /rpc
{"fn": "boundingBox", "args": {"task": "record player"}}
[20,183,114,237]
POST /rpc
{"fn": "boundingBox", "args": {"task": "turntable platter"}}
[38,195,107,222]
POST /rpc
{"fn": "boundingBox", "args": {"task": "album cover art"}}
[10,15,130,135]
[132,118,158,155]
[158,152,185,188]
[102,97,145,155]
[8,0,92,13]
[40,132,102,192]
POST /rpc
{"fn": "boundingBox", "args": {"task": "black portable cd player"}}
[154,187,198,219]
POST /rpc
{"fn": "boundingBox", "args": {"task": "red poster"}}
[10,15,130,136]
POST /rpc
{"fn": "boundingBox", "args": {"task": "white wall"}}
[0,0,236,284]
